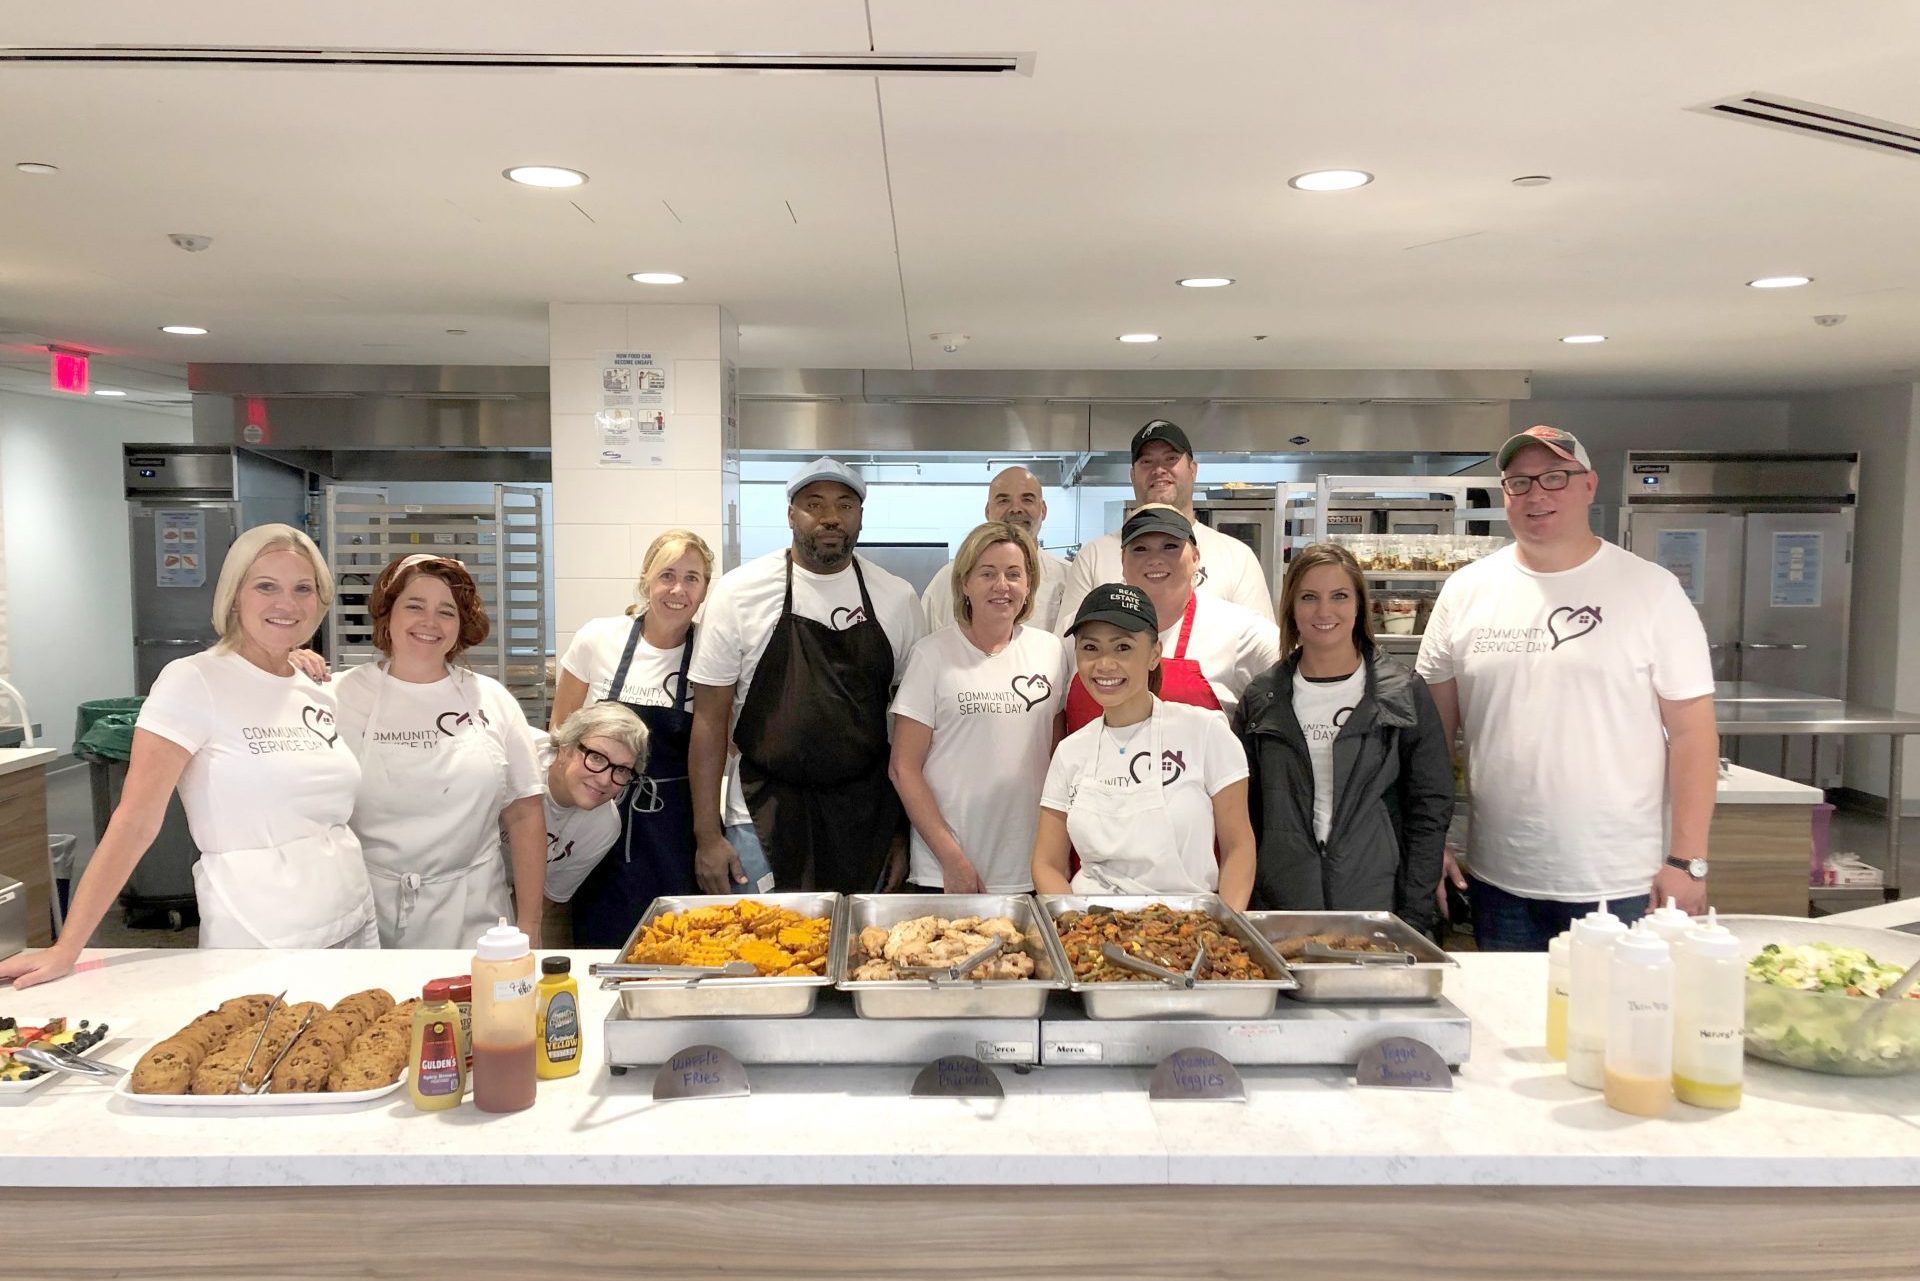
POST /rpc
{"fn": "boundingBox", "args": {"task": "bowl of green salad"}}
[1716,916,1920,1076]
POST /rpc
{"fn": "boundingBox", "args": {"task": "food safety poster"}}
[1653,528,1706,606]
[597,351,670,468]
[1770,531,1823,607]
[155,509,206,588]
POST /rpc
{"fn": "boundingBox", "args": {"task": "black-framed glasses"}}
[1501,468,1587,496]
[579,747,637,787]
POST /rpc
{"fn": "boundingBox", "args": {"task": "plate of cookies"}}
[119,988,414,1107]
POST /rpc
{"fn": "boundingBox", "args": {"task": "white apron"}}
[194,823,379,949]
[352,666,513,948]
[1066,706,1213,896]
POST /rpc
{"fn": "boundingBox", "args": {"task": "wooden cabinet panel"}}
[0,765,52,947]
[1708,805,1813,917]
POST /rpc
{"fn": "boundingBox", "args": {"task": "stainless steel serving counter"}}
[1713,682,1920,901]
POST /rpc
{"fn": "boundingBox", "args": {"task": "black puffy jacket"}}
[1239,644,1454,932]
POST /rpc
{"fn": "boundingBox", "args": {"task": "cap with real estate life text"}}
[1066,582,1160,637]
[785,456,867,500]
[1130,418,1193,461]
[1496,424,1592,472]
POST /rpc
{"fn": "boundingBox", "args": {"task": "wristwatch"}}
[1665,856,1709,880]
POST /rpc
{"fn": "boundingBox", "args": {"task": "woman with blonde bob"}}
[2,525,377,989]
[330,553,548,948]
[551,529,714,944]
[889,521,1069,893]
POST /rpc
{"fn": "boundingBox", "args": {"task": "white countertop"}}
[0,746,56,780]
[1715,762,1825,806]
[4,944,1918,1190]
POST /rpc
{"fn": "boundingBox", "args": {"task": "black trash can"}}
[74,699,199,932]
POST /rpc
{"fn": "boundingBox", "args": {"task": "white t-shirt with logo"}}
[1041,698,1249,891]
[1058,521,1275,633]
[531,731,625,904]
[1161,594,1283,723]
[1291,666,1368,844]
[921,548,1073,634]
[689,550,927,827]
[1415,541,1715,902]
[890,624,1072,891]
[559,614,693,713]
[137,648,363,856]
[333,663,544,797]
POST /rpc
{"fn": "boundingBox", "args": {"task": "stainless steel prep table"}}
[1714,683,1920,900]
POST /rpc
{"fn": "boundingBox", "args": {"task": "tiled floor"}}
[41,755,1920,952]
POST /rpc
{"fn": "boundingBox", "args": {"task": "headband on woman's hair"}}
[394,553,460,573]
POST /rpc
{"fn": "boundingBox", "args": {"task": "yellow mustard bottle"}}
[409,979,466,1110]
[535,956,581,1079]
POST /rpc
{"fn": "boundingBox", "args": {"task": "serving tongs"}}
[1,1041,124,1079]
[236,990,318,1096]
[1299,942,1416,966]
[893,937,1006,984]
[1100,939,1209,989]
[590,960,760,987]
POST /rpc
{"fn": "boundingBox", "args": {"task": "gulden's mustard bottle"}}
[409,979,466,1111]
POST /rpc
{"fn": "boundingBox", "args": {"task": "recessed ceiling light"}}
[15,161,58,175]
[159,325,208,336]
[1511,175,1553,187]
[1289,169,1373,192]
[1117,333,1161,343]
[503,165,587,189]
[94,389,127,396]
[1748,275,1813,289]
[1560,334,1607,344]
[1177,277,1234,288]
[627,271,686,285]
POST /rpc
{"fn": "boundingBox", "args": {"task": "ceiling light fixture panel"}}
[1177,277,1234,288]
[1748,275,1813,289]
[1560,334,1606,344]
[504,165,587,188]
[159,324,208,335]
[1117,333,1160,343]
[14,161,58,175]
[1289,169,1373,191]
[628,271,685,285]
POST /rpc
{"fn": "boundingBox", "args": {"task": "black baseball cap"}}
[1130,419,1192,461]
[1066,582,1160,636]
[1121,504,1195,547]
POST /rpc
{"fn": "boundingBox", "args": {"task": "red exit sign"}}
[50,349,90,395]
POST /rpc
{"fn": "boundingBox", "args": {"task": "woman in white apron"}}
[333,554,547,949]
[2,525,378,990]
[1030,583,1257,909]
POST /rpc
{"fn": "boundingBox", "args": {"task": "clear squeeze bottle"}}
[1545,931,1571,1061]
[1566,902,1626,1089]
[471,919,537,1114]
[408,979,465,1111]
[1604,933,1674,1118]
[1672,909,1745,1110]
[1641,897,1694,949]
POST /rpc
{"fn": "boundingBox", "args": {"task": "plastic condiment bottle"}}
[408,979,466,1111]
[471,919,537,1113]
[1604,933,1674,1118]
[449,974,473,1073]
[1672,909,1745,1110]
[1641,897,1694,949]
[535,956,582,1080]
[1545,932,1571,1061]
[1566,903,1627,1089]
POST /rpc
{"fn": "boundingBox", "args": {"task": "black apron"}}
[569,618,699,948]
[733,554,902,892]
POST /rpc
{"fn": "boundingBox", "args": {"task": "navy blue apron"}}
[569,618,699,948]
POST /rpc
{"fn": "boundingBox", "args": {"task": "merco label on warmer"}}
[1044,1040,1103,1062]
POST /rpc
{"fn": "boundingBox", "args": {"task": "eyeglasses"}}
[1500,468,1588,496]
[578,747,637,787]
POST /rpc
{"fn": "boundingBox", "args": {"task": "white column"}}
[548,303,739,657]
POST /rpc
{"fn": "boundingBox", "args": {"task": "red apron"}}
[1064,593,1221,733]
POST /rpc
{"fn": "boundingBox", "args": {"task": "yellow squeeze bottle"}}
[535,956,582,1079]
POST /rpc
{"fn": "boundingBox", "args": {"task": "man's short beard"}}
[795,527,851,569]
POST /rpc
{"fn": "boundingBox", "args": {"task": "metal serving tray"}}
[836,894,1071,1019]
[1242,910,1457,1003]
[1039,895,1297,1020]
[607,893,843,1019]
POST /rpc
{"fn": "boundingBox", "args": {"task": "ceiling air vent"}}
[0,46,1032,77]
[1698,92,1920,159]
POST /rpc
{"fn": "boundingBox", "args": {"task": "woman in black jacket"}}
[1240,543,1454,934]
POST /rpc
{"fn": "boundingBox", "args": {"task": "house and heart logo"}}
[828,605,869,629]
[660,670,691,706]
[301,705,338,747]
[1193,565,1210,587]
[1010,673,1053,710]
[1129,748,1186,785]
[435,708,492,736]
[1547,604,1604,650]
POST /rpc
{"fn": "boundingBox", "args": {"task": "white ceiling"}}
[3,1,1920,397]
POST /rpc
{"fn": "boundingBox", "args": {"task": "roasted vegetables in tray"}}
[1054,904,1273,982]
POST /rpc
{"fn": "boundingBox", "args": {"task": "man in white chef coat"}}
[1056,419,1276,631]
[921,465,1072,632]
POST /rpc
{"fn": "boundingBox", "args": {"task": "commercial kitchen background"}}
[2,3,1919,810]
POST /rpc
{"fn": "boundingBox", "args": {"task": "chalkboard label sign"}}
[1148,1047,1246,1102]
[911,1054,1004,1099]
[1355,1036,1452,1092]
[652,1044,751,1101]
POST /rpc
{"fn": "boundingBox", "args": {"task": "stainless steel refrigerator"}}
[1621,451,1856,781]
